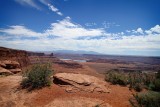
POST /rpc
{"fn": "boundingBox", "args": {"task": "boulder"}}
[0,67,13,75]
[53,73,110,93]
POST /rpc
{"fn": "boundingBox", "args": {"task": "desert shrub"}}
[21,64,53,91]
[130,91,160,107]
[105,70,160,92]
[128,73,143,91]
[133,83,143,92]
[148,71,160,92]
[106,70,157,91]
[105,71,128,86]
[151,79,160,92]
[156,70,160,79]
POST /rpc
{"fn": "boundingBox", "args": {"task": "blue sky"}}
[0,0,160,56]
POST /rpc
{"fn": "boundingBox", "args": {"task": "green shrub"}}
[148,82,155,90]
[21,64,53,91]
[130,91,160,107]
[156,71,160,79]
[105,70,160,92]
[105,71,128,86]
[133,83,142,92]
[152,79,160,92]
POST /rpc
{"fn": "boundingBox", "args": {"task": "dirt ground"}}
[0,62,134,107]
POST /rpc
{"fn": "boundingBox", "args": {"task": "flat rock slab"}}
[53,73,110,93]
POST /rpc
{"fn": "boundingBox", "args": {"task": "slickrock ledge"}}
[53,73,110,93]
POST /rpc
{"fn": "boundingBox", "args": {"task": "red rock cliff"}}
[0,47,30,67]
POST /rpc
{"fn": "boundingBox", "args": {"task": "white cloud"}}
[126,30,131,33]
[0,17,105,39]
[48,4,63,16]
[132,28,143,34]
[15,0,63,16]
[0,25,43,37]
[136,28,143,34]
[102,22,119,28]
[45,17,105,38]
[48,4,58,12]
[85,23,97,26]
[15,0,41,10]
[1,33,160,56]
[57,12,63,16]
[39,0,48,5]
[145,25,160,34]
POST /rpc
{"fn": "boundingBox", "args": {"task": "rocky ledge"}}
[53,73,110,93]
[0,60,22,75]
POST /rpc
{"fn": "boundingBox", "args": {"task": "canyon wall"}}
[0,47,30,67]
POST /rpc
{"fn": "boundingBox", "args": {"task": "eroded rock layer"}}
[0,47,30,67]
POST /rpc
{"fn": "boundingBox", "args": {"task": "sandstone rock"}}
[1,60,20,69]
[53,73,110,93]
[0,67,13,75]
[45,97,112,107]
[9,68,22,74]
[0,60,22,75]
[0,62,6,68]
[0,47,30,67]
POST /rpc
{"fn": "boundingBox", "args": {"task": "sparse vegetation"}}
[21,63,53,91]
[130,91,160,107]
[105,71,128,86]
[105,70,159,92]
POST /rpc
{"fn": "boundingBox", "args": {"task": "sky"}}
[0,0,160,56]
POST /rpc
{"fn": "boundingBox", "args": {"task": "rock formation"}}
[0,60,22,75]
[0,47,30,67]
[53,73,110,93]
[0,66,13,75]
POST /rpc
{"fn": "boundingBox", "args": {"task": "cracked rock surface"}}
[53,73,110,93]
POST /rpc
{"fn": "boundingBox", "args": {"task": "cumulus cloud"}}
[131,28,143,34]
[0,17,105,39]
[136,28,143,34]
[145,25,160,34]
[45,17,105,38]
